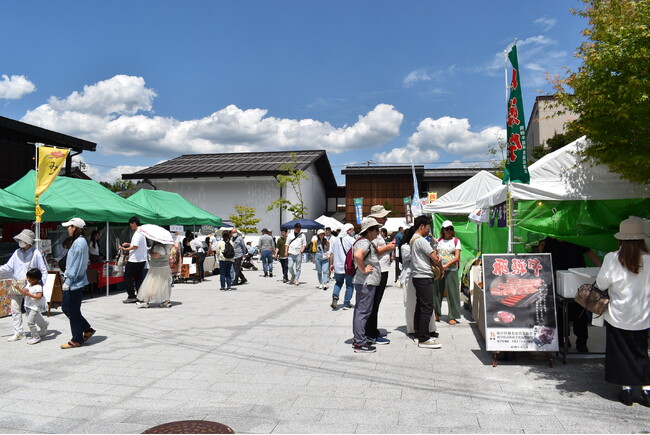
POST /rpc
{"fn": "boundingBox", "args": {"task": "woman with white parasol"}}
[136,225,174,308]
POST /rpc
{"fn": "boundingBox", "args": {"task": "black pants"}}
[413,277,435,342]
[279,258,288,280]
[394,256,402,282]
[365,271,389,339]
[233,257,246,284]
[124,261,146,299]
[196,252,206,280]
[62,289,91,344]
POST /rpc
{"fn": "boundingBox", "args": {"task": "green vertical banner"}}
[503,45,530,184]
[354,197,363,224]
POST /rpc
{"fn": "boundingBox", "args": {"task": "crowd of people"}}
[2,211,649,408]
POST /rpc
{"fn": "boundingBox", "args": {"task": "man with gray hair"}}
[257,228,275,278]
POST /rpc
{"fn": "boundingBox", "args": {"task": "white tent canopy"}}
[315,215,345,231]
[476,136,650,208]
[382,217,412,234]
[423,170,502,215]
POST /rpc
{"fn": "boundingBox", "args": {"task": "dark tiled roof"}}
[342,165,425,176]
[423,168,490,180]
[0,116,96,152]
[123,150,339,192]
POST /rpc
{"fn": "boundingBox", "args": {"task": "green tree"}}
[100,179,136,197]
[531,130,583,161]
[550,0,650,184]
[488,138,506,179]
[267,153,308,220]
[229,205,260,235]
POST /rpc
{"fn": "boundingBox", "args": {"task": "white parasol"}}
[137,224,175,245]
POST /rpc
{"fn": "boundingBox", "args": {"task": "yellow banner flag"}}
[35,146,69,222]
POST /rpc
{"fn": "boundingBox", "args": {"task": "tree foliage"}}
[100,179,136,197]
[550,0,650,184]
[267,153,309,220]
[229,205,260,235]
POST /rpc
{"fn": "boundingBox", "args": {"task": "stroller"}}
[241,252,258,271]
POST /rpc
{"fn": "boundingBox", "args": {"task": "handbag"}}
[574,282,609,315]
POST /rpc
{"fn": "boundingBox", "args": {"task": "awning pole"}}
[106,222,110,296]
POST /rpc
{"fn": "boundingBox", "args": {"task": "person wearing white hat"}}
[328,223,356,310]
[434,220,462,325]
[596,216,650,406]
[0,229,49,342]
[59,217,94,349]
[351,217,382,353]
[314,229,330,290]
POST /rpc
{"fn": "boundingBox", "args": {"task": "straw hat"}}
[614,216,646,240]
[360,217,381,235]
[13,229,35,246]
[368,205,390,218]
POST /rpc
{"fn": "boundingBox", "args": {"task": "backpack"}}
[223,240,235,259]
[344,238,370,276]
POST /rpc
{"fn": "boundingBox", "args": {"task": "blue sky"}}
[1,1,586,184]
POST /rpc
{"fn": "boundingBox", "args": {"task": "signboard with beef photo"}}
[482,253,558,352]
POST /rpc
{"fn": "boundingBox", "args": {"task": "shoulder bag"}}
[574,282,609,316]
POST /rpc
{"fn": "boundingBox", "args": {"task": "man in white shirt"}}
[121,216,148,304]
[329,223,356,309]
[285,222,306,286]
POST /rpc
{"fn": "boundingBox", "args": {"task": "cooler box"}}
[556,267,600,298]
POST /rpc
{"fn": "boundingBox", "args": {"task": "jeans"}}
[195,252,206,281]
[279,258,288,280]
[261,250,274,275]
[124,261,146,299]
[62,289,91,344]
[413,277,435,343]
[353,283,376,345]
[315,252,329,285]
[288,253,302,282]
[219,261,233,288]
[332,273,354,305]
[366,271,389,339]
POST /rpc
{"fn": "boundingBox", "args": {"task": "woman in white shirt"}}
[596,217,650,407]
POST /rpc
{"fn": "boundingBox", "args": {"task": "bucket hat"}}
[14,229,35,246]
[614,216,646,240]
[360,217,381,235]
[368,205,390,218]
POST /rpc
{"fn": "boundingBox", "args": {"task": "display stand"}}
[44,272,63,316]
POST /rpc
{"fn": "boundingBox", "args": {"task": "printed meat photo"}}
[495,311,516,324]
[490,276,543,296]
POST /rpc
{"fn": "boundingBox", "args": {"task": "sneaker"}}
[226,287,233,291]
[282,279,288,283]
[219,287,226,291]
[269,273,273,277]
[374,336,390,345]
[418,339,442,349]
[353,342,376,353]
[26,337,41,345]
[317,284,322,289]
[323,285,328,290]
[160,301,171,308]
[330,296,339,309]
[342,304,352,310]
[295,282,300,286]
[264,273,268,277]
[7,333,24,342]
[136,301,149,308]
[123,298,137,304]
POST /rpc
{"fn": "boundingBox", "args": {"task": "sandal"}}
[448,319,459,325]
[60,341,82,349]
[435,314,440,322]
[83,328,96,342]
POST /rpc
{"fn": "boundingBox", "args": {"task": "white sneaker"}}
[317,284,322,289]
[136,301,149,308]
[27,337,41,345]
[323,285,328,290]
[418,339,442,349]
[7,333,25,342]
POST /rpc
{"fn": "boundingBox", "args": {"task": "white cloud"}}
[374,116,505,164]
[534,17,557,31]
[0,74,36,99]
[403,69,432,87]
[22,75,404,158]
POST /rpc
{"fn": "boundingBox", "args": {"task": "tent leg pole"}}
[106,222,110,297]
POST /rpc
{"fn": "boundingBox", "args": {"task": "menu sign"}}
[482,253,558,352]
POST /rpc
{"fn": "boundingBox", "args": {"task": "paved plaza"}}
[1,261,649,434]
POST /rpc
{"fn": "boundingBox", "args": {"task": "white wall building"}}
[526,95,578,159]
[122,150,340,234]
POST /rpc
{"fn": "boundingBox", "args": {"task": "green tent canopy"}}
[127,189,222,227]
[5,170,157,223]
[0,188,40,222]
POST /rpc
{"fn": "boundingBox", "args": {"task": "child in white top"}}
[19,268,49,345]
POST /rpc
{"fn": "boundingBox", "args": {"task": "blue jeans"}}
[220,261,233,288]
[261,250,274,275]
[332,273,354,305]
[288,253,302,282]
[62,289,91,344]
[315,252,329,285]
